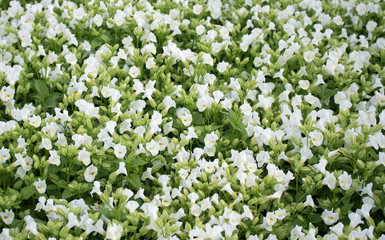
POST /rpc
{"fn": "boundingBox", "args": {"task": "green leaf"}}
[128,158,147,168]
[45,92,62,108]
[227,110,246,134]
[126,226,138,232]
[341,202,354,213]
[127,174,143,190]
[192,113,204,125]
[19,186,36,200]
[98,204,112,218]
[314,85,338,98]
[6,187,19,196]
[33,80,50,100]
[52,179,67,189]
[62,189,75,199]
[309,212,323,223]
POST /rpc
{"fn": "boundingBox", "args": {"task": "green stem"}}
[295,172,299,202]
[66,156,70,184]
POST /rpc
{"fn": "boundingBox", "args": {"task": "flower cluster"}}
[0,0,385,239]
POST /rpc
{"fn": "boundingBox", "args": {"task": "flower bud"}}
[100,193,110,205]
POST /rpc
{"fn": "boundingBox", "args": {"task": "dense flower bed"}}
[1,0,385,239]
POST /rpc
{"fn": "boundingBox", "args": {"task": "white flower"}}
[274,209,287,220]
[186,127,198,140]
[129,66,140,78]
[348,212,363,228]
[222,183,234,195]
[0,86,15,102]
[75,100,99,118]
[33,178,47,193]
[322,209,339,225]
[304,195,315,208]
[309,130,323,146]
[28,115,41,128]
[265,212,277,226]
[146,140,160,156]
[196,25,205,35]
[356,3,367,16]
[90,181,101,196]
[366,20,377,32]
[106,223,123,240]
[67,212,80,229]
[24,215,38,236]
[0,210,14,225]
[330,222,344,236]
[114,144,127,159]
[177,108,193,127]
[322,171,337,190]
[84,164,98,182]
[290,225,305,240]
[217,61,229,73]
[348,230,368,240]
[125,201,139,214]
[48,150,61,166]
[314,158,327,174]
[298,80,310,90]
[193,4,203,14]
[116,162,127,175]
[204,132,219,148]
[40,138,52,150]
[338,171,352,190]
[190,203,202,217]
[304,51,315,62]
[376,152,385,166]
[146,57,155,69]
[65,53,77,66]
[78,147,91,166]
[0,147,10,164]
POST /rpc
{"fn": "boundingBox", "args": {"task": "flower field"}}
[1,0,385,239]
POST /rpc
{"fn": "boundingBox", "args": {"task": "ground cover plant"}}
[1,0,385,239]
